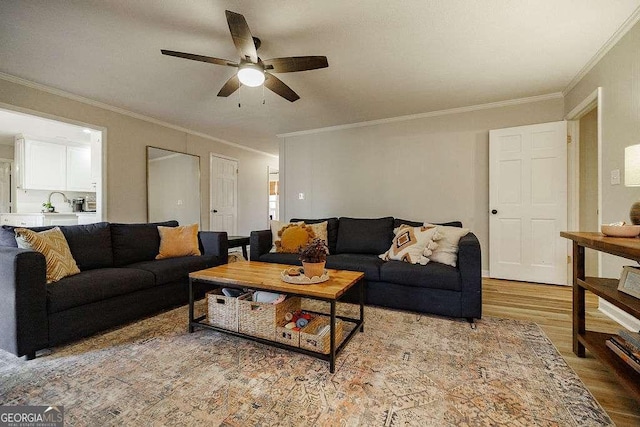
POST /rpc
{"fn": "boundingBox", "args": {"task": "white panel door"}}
[210,155,238,234]
[489,121,568,285]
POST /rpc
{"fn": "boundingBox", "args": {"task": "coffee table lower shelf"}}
[190,312,363,367]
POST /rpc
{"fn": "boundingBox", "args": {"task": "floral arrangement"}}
[299,238,328,263]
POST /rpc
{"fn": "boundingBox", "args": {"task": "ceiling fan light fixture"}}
[237,64,265,87]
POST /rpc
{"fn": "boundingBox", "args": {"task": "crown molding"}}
[0,72,278,159]
[277,92,563,138]
[563,5,640,96]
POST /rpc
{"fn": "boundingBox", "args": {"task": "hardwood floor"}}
[484,278,640,426]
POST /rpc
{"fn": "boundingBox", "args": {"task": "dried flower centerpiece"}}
[299,238,328,278]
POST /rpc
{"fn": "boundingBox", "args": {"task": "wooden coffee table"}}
[188,261,364,373]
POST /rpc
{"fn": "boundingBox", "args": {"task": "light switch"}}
[611,169,621,185]
[298,193,305,200]
[177,199,183,205]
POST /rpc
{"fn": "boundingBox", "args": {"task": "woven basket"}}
[275,313,315,347]
[207,289,251,332]
[238,295,300,340]
[300,315,344,354]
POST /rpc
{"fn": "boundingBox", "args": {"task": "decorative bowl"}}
[600,224,640,237]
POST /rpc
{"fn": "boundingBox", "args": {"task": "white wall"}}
[280,98,565,270]
[0,77,278,234]
[565,20,640,279]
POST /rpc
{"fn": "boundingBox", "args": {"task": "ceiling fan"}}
[161,10,328,102]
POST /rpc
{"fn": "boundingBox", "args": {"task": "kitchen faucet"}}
[47,191,69,206]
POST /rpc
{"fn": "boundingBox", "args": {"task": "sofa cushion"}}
[111,221,178,267]
[258,252,302,266]
[336,217,394,255]
[0,225,53,247]
[47,268,156,313]
[125,255,216,286]
[394,219,463,229]
[290,218,339,254]
[60,222,113,270]
[379,260,461,291]
[326,254,383,281]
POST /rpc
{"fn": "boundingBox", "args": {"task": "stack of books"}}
[606,330,640,374]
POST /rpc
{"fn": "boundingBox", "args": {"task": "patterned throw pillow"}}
[424,224,470,267]
[379,225,439,265]
[156,224,201,259]
[14,227,80,283]
[270,220,328,253]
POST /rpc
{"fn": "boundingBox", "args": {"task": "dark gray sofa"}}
[250,217,481,320]
[0,221,228,359]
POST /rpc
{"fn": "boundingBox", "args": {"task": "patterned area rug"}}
[0,302,612,426]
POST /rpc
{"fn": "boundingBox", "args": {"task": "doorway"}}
[0,159,12,213]
[210,153,238,234]
[268,167,279,221]
[0,106,105,221]
[566,87,602,277]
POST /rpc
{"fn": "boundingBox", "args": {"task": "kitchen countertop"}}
[2,212,95,216]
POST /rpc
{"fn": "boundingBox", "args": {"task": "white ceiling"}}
[0,109,93,146]
[1,0,638,155]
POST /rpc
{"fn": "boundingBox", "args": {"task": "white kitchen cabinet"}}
[0,213,78,227]
[15,135,92,192]
[76,213,98,225]
[24,139,67,191]
[1,214,41,227]
[66,146,92,191]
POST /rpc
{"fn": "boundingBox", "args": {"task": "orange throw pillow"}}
[156,224,201,259]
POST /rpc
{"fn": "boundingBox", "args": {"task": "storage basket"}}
[238,295,300,340]
[275,312,315,348]
[300,315,344,354]
[207,289,251,332]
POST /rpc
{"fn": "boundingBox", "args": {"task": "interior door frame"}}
[565,87,602,281]
[209,152,238,234]
[0,102,107,221]
[0,158,14,213]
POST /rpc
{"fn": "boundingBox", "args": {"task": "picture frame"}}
[618,266,640,299]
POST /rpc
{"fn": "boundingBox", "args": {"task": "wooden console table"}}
[561,231,640,401]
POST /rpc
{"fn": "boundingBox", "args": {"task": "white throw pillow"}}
[379,225,439,265]
[424,224,469,267]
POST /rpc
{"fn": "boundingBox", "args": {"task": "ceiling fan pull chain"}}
[262,83,265,105]
[238,85,241,108]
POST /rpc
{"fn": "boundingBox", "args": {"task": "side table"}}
[228,235,250,259]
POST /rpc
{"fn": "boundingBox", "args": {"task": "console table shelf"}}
[561,231,640,402]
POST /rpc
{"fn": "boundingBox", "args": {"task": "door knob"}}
[491,209,498,214]
[211,209,218,213]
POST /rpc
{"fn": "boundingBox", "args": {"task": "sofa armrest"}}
[457,232,482,319]
[198,231,228,264]
[0,247,48,358]
[250,230,272,261]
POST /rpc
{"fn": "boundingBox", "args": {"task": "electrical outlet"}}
[298,193,305,200]
[611,169,621,185]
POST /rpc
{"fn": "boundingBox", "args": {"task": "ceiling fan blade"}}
[264,74,300,102]
[161,50,237,67]
[225,10,258,63]
[217,74,241,97]
[263,56,328,73]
